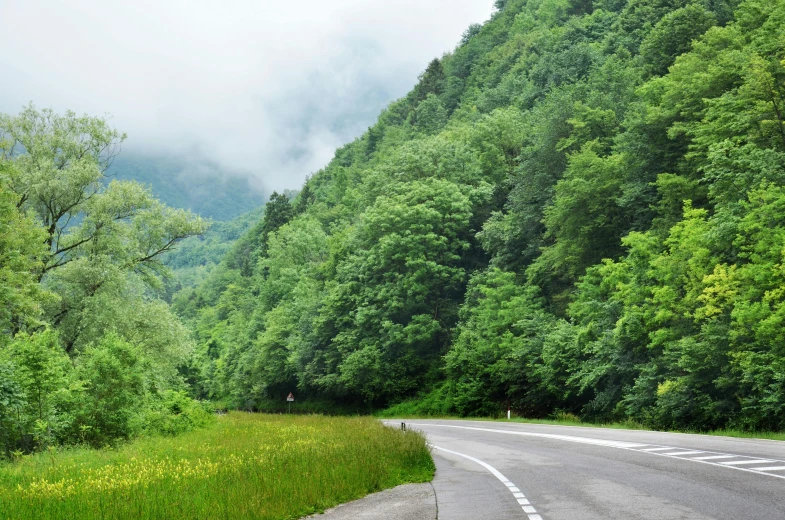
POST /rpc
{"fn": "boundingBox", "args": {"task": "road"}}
[389,419,785,520]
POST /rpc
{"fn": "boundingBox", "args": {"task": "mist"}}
[0,0,492,190]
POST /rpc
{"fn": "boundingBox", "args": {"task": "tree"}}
[73,333,145,443]
[0,163,49,339]
[224,191,294,277]
[0,107,207,278]
[411,94,448,134]
[0,106,207,351]
[412,59,446,103]
[639,3,717,77]
[316,179,473,403]
[3,330,70,446]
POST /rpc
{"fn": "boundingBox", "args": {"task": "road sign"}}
[287,392,294,402]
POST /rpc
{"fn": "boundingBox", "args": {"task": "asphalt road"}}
[387,419,785,520]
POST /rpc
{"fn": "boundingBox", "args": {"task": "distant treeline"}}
[108,154,265,222]
[178,0,785,431]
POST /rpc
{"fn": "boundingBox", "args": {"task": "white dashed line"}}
[692,455,735,460]
[433,445,544,520]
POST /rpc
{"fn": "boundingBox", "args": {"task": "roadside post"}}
[507,406,511,420]
[287,392,294,414]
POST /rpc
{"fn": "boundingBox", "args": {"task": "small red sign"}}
[286,392,294,402]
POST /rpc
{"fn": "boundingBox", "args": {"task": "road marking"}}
[659,451,704,456]
[720,459,776,465]
[753,466,785,471]
[433,445,544,520]
[421,424,647,449]
[415,423,785,480]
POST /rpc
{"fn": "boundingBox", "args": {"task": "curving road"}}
[387,419,785,520]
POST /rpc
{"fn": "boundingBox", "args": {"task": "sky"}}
[0,0,492,190]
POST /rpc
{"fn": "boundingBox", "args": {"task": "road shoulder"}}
[303,482,436,520]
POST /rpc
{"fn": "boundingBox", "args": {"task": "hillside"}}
[160,206,265,299]
[180,0,785,431]
[108,153,265,221]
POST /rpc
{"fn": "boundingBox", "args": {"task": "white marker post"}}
[507,406,511,420]
[287,392,294,414]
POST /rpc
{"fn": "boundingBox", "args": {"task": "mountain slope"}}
[180,0,785,431]
[109,153,265,221]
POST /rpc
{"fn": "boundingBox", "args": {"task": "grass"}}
[0,412,434,520]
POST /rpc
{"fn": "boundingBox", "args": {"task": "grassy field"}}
[0,413,434,520]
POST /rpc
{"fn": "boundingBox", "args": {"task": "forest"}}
[177,0,785,431]
[2,0,785,460]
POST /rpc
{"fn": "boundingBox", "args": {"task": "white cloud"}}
[0,0,491,189]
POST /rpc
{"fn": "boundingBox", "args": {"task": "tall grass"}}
[0,413,434,520]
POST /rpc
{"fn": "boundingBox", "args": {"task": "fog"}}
[0,0,492,190]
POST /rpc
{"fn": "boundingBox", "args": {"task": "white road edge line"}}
[417,424,785,481]
[433,445,543,520]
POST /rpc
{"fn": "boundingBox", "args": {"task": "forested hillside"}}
[162,206,265,300]
[108,154,265,221]
[184,0,785,431]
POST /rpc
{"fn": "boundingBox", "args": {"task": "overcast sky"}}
[0,0,492,190]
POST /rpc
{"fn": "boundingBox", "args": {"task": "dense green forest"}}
[3,0,785,456]
[108,154,265,222]
[0,106,214,456]
[180,0,785,431]
[162,206,265,299]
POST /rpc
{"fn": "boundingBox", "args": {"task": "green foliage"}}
[0,165,50,338]
[162,0,785,434]
[444,269,556,416]
[72,333,145,443]
[0,107,213,456]
[639,3,717,77]
[0,413,432,520]
[137,390,215,436]
[324,179,473,403]
[108,153,265,221]
[3,331,70,440]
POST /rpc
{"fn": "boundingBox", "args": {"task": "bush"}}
[71,333,145,445]
[138,390,215,436]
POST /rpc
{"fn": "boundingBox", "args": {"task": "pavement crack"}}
[430,480,439,519]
